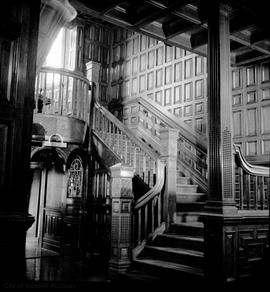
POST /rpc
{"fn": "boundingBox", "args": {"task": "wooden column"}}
[109,163,134,274]
[202,1,239,284]
[160,128,179,225]
[86,61,101,102]
[0,0,40,281]
[205,1,237,215]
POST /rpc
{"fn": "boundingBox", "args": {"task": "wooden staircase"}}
[122,173,206,283]
[92,96,269,284]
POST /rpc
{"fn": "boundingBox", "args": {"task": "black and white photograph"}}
[0,0,269,290]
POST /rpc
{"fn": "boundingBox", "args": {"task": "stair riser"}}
[176,203,205,212]
[177,177,190,185]
[174,214,202,223]
[169,225,204,238]
[132,260,204,280]
[140,248,204,269]
[151,235,204,252]
[176,194,206,203]
[177,185,198,193]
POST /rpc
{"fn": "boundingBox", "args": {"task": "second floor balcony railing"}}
[34,66,91,122]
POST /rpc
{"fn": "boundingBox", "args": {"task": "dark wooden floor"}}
[1,238,267,290]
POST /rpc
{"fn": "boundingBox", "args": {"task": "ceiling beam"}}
[190,27,270,56]
[234,49,267,66]
[250,29,270,44]
[162,17,199,39]
[128,1,190,28]
[190,28,207,49]
[230,41,246,52]
[230,14,255,34]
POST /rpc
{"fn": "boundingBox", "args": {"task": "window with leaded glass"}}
[67,156,83,198]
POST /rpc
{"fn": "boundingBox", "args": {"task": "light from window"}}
[44,27,77,70]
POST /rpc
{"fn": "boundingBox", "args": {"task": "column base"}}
[201,211,269,285]
[108,258,131,280]
[203,200,238,215]
[0,212,34,281]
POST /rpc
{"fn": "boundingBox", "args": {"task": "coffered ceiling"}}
[70,0,270,66]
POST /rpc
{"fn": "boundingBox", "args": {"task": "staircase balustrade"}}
[35,66,90,121]
[92,100,167,260]
[234,144,269,210]
[127,95,269,210]
[89,92,270,269]
[136,95,208,192]
[94,101,160,188]
[133,160,165,256]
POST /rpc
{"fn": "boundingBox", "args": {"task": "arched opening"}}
[26,148,66,257]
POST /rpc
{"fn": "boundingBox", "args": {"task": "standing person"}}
[37,88,44,113]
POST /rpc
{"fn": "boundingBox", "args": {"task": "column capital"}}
[219,1,232,16]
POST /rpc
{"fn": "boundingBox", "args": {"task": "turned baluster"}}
[137,209,141,245]
[243,173,251,209]
[151,199,155,233]
[257,176,264,209]
[238,168,244,210]
[144,205,148,241]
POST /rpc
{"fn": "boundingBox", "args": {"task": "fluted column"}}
[205,1,237,215]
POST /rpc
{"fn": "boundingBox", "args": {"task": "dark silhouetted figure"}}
[37,88,44,113]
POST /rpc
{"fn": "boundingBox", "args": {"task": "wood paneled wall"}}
[105,27,270,164]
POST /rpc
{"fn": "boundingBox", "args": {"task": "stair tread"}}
[177,201,206,205]
[143,245,204,257]
[176,192,205,195]
[171,222,204,228]
[176,184,198,187]
[176,210,203,214]
[134,258,204,276]
[160,233,204,242]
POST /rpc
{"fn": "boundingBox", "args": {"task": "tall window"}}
[44,27,77,70]
[67,156,83,198]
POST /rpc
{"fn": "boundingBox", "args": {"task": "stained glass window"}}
[67,156,83,198]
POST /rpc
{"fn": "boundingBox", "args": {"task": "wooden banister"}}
[92,100,167,256]
[234,144,269,210]
[137,95,207,152]
[94,101,160,188]
[133,160,166,256]
[234,144,269,176]
[136,95,208,192]
[36,66,90,121]
[135,160,165,209]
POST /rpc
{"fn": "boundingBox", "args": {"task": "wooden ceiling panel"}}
[70,0,270,66]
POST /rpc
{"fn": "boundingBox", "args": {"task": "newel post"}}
[86,61,101,102]
[109,163,134,274]
[160,128,179,225]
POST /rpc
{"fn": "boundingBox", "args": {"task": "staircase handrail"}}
[234,144,269,210]
[136,95,207,153]
[234,144,269,176]
[136,94,208,192]
[135,160,165,209]
[94,101,160,161]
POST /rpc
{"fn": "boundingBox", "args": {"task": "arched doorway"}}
[27,147,66,253]
[27,147,89,256]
